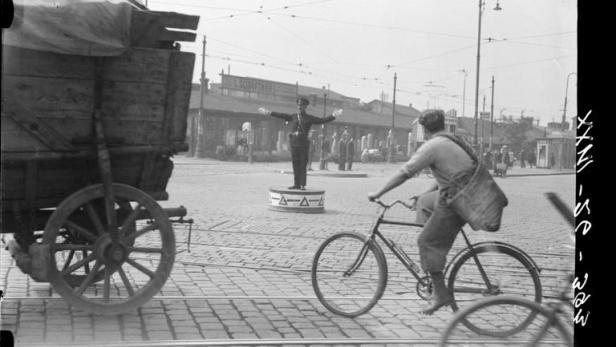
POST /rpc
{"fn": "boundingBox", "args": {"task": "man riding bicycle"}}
[368,109,476,315]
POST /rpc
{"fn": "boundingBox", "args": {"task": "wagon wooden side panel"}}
[1,46,195,212]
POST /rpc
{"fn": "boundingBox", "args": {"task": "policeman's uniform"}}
[269,97,335,189]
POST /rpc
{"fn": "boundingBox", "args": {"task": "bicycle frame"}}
[346,199,501,293]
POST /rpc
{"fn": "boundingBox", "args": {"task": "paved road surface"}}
[0,156,575,346]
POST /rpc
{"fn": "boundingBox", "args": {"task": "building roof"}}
[190,87,415,130]
[209,74,359,104]
[365,99,421,118]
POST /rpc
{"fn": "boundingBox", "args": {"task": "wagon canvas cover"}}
[3,0,132,56]
[1,1,198,209]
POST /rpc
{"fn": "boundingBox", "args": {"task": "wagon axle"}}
[96,235,129,266]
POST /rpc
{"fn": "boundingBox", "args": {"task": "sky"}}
[143,0,577,126]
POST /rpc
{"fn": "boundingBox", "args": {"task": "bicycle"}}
[439,192,575,346]
[311,198,543,334]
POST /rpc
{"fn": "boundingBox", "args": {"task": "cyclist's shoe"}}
[288,185,299,189]
[422,271,453,315]
[300,186,306,190]
[422,295,454,315]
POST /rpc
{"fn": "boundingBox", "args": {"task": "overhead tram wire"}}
[190,48,563,119]
[176,42,393,89]
[201,36,305,66]
[264,16,341,64]
[488,54,576,70]
[203,54,317,76]
[266,12,475,40]
[389,44,478,69]
[161,0,336,22]
[507,30,576,40]
[480,38,576,51]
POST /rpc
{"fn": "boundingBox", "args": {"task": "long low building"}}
[187,73,422,158]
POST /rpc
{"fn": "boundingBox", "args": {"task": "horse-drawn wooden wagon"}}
[1,1,198,314]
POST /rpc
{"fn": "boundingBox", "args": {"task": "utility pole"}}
[482,94,486,151]
[195,35,207,158]
[319,88,327,170]
[490,76,495,151]
[387,73,397,163]
[473,0,484,152]
[461,69,468,117]
[562,72,576,131]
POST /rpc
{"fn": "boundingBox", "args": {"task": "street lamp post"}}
[473,0,501,153]
[490,75,495,151]
[319,88,328,170]
[562,72,577,131]
[195,35,207,158]
[460,69,468,117]
[387,73,397,164]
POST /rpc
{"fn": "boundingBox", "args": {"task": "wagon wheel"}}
[43,183,175,315]
[58,201,137,287]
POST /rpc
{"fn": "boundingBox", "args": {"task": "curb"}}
[277,170,368,178]
[501,172,575,178]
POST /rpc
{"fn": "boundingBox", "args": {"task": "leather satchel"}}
[437,134,508,232]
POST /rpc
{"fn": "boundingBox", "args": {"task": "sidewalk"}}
[500,167,575,177]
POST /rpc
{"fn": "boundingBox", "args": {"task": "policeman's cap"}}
[296,97,310,106]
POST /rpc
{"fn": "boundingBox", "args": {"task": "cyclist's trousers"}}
[416,190,466,273]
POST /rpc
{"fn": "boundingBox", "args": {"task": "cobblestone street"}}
[1,155,575,346]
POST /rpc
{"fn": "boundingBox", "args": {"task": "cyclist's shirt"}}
[400,131,475,192]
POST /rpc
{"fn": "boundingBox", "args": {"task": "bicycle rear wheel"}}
[311,232,387,317]
[439,296,572,346]
[448,244,542,336]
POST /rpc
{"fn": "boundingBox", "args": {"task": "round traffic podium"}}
[268,187,325,213]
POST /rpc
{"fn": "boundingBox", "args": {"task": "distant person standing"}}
[502,146,511,170]
[484,150,492,169]
[321,135,331,170]
[528,149,536,168]
[346,137,355,170]
[307,130,316,171]
[330,131,339,164]
[338,133,347,171]
[258,97,342,189]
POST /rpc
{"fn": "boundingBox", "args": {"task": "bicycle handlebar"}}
[372,198,417,211]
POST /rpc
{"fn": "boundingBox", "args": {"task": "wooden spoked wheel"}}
[57,201,136,287]
[43,183,175,315]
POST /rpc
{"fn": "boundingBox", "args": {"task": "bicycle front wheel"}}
[311,232,387,317]
[448,244,542,336]
[439,296,572,347]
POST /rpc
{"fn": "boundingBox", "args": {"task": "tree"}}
[504,117,533,153]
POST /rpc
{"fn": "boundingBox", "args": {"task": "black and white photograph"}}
[1,0,593,346]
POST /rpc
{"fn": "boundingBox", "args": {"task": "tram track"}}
[174,225,573,257]
[16,337,568,346]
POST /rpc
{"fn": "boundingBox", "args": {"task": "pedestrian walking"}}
[258,97,342,189]
[346,137,355,171]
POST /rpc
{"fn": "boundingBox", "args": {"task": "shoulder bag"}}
[436,134,508,232]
